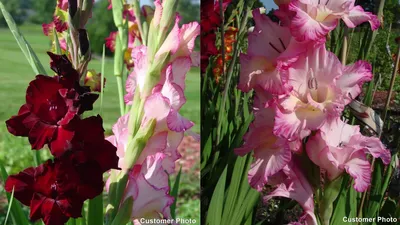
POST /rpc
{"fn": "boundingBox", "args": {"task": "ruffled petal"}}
[342,5,380,30]
[343,150,371,192]
[337,60,373,105]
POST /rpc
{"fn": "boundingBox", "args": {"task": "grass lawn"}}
[0,24,200,224]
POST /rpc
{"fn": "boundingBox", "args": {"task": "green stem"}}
[88,195,103,225]
[116,75,125,116]
[216,3,252,143]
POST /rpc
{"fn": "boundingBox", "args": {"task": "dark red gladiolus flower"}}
[200,0,232,73]
[6,53,98,153]
[67,115,120,172]
[5,155,105,225]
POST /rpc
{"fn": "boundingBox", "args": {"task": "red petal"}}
[6,104,32,136]
[28,122,57,150]
[5,167,35,206]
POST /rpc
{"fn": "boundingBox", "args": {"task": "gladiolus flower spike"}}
[236,5,389,225]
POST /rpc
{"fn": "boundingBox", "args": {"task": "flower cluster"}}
[105,1,154,70]
[212,26,238,83]
[4,53,119,225]
[42,0,69,53]
[106,0,200,223]
[236,1,390,224]
[200,0,231,73]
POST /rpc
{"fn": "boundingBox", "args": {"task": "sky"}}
[261,0,278,9]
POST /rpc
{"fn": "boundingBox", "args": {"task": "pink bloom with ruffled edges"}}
[264,159,318,225]
[123,153,174,222]
[306,118,391,192]
[282,0,380,42]
[274,44,372,140]
[238,9,310,95]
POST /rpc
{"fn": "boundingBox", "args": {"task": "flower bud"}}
[159,0,179,32]
[84,69,105,92]
[111,0,124,28]
[78,29,90,56]
[124,119,156,170]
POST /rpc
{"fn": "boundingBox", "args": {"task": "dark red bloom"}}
[5,155,104,225]
[68,115,120,172]
[6,53,98,154]
[200,0,232,73]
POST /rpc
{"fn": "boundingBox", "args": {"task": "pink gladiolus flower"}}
[274,45,372,140]
[235,103,299,191]
[107,112,183,173]
[306,118,391,192]
[123,153,174,222]
[265,159,318,225]
[238,9,312,95]
[156,15,200,65]
[282,0,380,42]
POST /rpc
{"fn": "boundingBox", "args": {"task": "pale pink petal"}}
[144,93,170,130]
[238,54,290,94]
[141,153,170,189]
[337,60,373,105]
[342,5,380,30]
[138,132,168,166]
[153,0,162,26]
[288,44,342,101]
[156,15,181,58]
[349,134,391,165]
[170,57,191,90]
[125,71,137,105]
[289,1,338,41]
[264,160,317,225]
[274,104,324,140]
[248,145,292,191]
[190,51,200,67]
[162,66,186,110]
[167,110,194,132]
[248,9,291,60]
[173,21,200,59]
[129,173,174,220]
[343,150,371,192]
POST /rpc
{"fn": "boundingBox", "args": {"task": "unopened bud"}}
[84,69,105,92]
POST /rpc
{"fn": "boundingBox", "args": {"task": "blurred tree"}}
[29,0,56,24]
[0,0,25,26]
[177,0,200,24]
[87,0,115,55]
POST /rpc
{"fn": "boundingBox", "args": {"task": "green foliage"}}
[0,0,25,27]
[28,0,56,24]
[87,0,116,55]
[201,1,260,225]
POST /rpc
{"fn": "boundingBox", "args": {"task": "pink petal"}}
[129,173,174,219]
[162,66,186,110]
[167,109,194,132]
[170,57,192,90]
[144,93,170,129]
[342,5,380,30]
[190,51,200,67]
[248,144,292,191]
[343,150,371,192]
[337,60,373,105]
[274,104,324,140]
[289,1,338,41]
[238,54,290,94]
[264,160,318,225]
